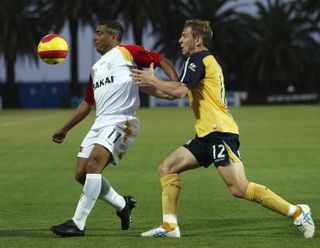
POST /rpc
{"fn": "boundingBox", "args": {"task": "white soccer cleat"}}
[141,225,181,238]
[293,204,315,238]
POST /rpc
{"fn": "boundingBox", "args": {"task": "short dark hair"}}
[184,19,213,48]
[98,20,124,42]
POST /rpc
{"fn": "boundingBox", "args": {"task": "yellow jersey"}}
[180,50,239,137]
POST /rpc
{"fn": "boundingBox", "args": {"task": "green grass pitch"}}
[0,106,319,247]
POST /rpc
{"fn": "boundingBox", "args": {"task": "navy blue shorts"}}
[183,132,241,168]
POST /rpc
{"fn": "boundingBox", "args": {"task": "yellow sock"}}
[160,174,180,218]
[162,221,176,231]
[244,182,290,216]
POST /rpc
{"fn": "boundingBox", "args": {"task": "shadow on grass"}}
[164,217,302,238]
[0,228,140,238]
[1,217,318,239]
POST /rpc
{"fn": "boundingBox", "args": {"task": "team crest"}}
[188,63,196,72]
[107,63,113,70]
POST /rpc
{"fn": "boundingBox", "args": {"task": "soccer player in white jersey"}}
[50,20,178,237]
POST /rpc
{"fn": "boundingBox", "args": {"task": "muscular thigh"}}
[86,144,112,173]
[159,146,200,175]
[75,145,112,179]
[217,161,248,188]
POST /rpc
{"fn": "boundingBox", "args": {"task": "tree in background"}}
[171,0,250,90]
[97,0,188,47]
[129,0,255,91]
[296,0,320,94]
[1,0,319,108]
[298,0,320,22]
[151,0,197,62]
[0,0,46,108]
[239,0,320,93]
[95,0,191,106]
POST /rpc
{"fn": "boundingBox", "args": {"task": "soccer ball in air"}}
[37,34,68,64]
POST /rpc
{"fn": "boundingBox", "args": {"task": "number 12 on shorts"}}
[212,144,225,160]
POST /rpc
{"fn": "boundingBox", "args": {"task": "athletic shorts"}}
[183,132,241,168]
[78,114,139,165]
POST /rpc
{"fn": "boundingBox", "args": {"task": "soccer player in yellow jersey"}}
[132,19,315,238]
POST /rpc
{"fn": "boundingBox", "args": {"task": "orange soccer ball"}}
[37,34,68,64]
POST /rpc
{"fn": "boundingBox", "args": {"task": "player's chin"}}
[181,49,188,57]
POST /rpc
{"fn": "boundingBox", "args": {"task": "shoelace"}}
[302,211,312,225]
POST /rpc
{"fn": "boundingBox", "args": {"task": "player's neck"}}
[101,43,119,55]
[194,46,207,53]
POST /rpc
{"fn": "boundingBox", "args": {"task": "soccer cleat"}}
[141,224,181,238]
[50,220,85,237]
[293,204,315,238]
[116,195,136,230]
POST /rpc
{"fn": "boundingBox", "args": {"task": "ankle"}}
[292,206,302,220]
[162,221,177,231]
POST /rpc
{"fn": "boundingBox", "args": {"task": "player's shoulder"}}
[120,44,144,52]
[190,50,211,62]
[190,50,219,70]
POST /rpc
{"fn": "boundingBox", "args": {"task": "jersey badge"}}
[188,62,196,72]
[107,63,113,70]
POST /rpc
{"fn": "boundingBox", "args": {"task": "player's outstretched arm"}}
[132,63,188,99]
[138,84,175,100]
[138,56,179,99]
[52,100,92,143]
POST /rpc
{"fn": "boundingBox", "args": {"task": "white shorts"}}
[78,114,139,165]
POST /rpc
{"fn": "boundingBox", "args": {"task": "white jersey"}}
[80,44,163,163]
[90,46,139,117]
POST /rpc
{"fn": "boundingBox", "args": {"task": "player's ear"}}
[195,36,203,46]
[111,33,119,42]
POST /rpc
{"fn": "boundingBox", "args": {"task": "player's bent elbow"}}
[174,90,187,99]
[173,85,188,99]
[165,95,178,100]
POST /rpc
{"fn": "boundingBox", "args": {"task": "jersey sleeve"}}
[121,44,163,68]
[179,53,206,89]
[83,75,95,105]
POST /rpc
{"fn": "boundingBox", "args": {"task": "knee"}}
[157,164,166,177]
[86,157,100,173]
[75,172,86,185]
[229,185,246,199]
[157,163,177,177]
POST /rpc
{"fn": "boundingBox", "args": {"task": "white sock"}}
[99,177,111,196]
[287,204,298,217]
[72,173,101,230]
[163,214,178,225]
[99,179,125,212]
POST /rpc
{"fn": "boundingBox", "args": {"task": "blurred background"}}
[0,0,319,109]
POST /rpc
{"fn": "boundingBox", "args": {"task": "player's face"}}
[93,25,114,55]
[179,26,196,57]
